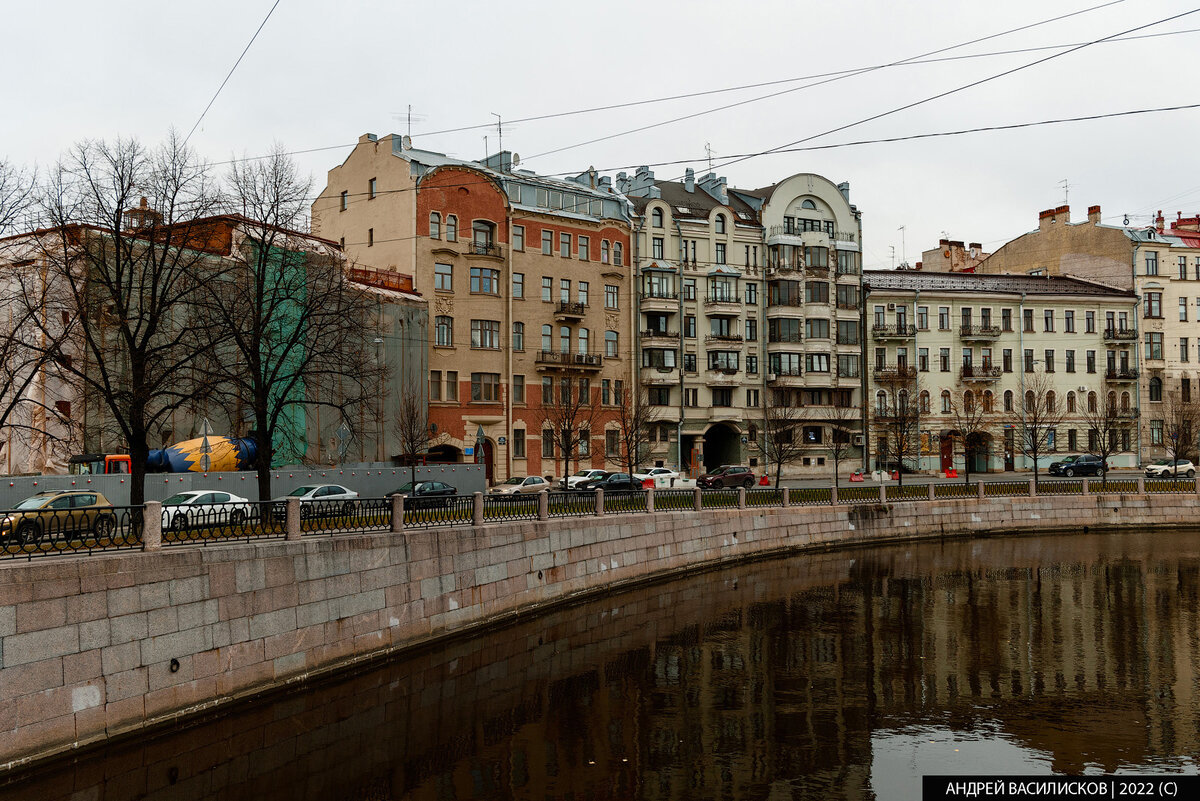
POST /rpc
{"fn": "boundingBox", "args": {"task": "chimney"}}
[1087,205,1101,224]
[698,172,727,204]
[684,168,695,193]
[837,181,851,202]
[968,242,982,252]
[616,172,630,194]
[1038,207,1057,232]
[1156,210,1165,233]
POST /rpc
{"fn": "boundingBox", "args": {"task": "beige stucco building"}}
[864,270,1138,472]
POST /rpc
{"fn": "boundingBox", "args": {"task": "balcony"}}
[804,264,832,277]
[838,363,860,379]
[1104,328,1137,343]
[766,226,830,248]
[872,364,916,381]
[959,364,1002,381]
[535,350,603,371]
[640,366,680,385]
[871,323,916,340]
[704,333,744,345]
[1114,406,1140,419]
[640,329,680,344]
[639,290,679,313]
[704,293,742,311]
[836,301,859,311]
[959,324,1001,340]
[1105,367,1138,382]
[554,301,586,321]
[836,334,860,346]
[767,332,803,344]
[466,242,503,260]
[767,368,804,387]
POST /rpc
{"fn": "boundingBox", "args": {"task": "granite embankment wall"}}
[0,492,1193,770]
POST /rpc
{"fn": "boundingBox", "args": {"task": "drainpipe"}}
[912,288,920,472]
[1131,240,1142,468]
[1018,291,1027,471]
[633,212,644,471]
[860,282,871,472]
[504,205,514,483]
[675,219,685,472]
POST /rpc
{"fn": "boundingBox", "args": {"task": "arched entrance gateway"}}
[941,430,993,474]
[427,444,463,463]
[702,422,742,473]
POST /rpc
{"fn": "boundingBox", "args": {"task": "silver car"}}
[272,484,359,517]
[161,490,252,530]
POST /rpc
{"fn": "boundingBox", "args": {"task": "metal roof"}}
[863,269,1135,298]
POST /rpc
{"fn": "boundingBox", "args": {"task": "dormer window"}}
[715,214,726,234]
[652,208,664,228]
[801,199,816,210]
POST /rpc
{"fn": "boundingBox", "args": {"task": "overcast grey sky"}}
[5,0,1198,267]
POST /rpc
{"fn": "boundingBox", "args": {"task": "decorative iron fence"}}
[300,498,390,536]
[483,494,540,523]
[162,501,281,545]
[654,489,697,512]
[701,489,739,509]
[404,495,475,529]
[604,491,648,515]
[1,505,143,560]
[746,488,785,507]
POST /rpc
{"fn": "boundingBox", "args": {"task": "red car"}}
[697,466,756,489]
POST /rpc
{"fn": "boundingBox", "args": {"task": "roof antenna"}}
[492,113,503,168]
[1060,178,1069,206]
[705,142,714,172]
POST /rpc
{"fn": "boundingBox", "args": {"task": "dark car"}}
[697,465,756,489]
[390,480,457,509]
[1048,454,1107,477]
[581,472,643,493]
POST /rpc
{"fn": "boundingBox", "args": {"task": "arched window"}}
[801,199,817,210]
[512,322,524,351]
[541,324,552,352]
[1150,376,1163,401]
[559,325,571,353]
[876,391,888,415]
[1067,391,1076,413]
[920,391,931,414]
[1106,391,1117,412]
[899,390,909,413]
[941,390,952,413]
[1121,391,1131,411]
[964,390,975,412]
[715,214,727,234]
[435,316,452,346]
[429,212,441,239]
[605,330,618,357]
[748,424,758,442]
[614,242,624,266]
[983,391,994,413]
[1046,391,1056,414]
[651,208,664,228]
[1004,390,1014,412]
[1025,390,1035,412]
[1087,391,1098,413]
[446,214,458,242]
[577,328,589,354]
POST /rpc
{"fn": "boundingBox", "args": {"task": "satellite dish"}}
[400,135,412,150]
[1123,214,1130,226]
[511,153,520,167]
[969,247,978,259]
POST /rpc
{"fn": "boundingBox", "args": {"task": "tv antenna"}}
[1060,178,1070,206]
[492,113,503,164]
[705,142,715,172]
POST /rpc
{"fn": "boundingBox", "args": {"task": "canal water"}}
[5,531,1200,800]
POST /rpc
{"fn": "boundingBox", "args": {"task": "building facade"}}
[864,270,1139,472]
[313,135,635,483]
[978,205,1200,463]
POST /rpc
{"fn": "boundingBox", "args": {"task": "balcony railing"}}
[767,368,803,382]
[960,365,1002,380]
[707,366,741,376]
[767,333,803,343]
[959,324,1001,339]
[838,364,860,378]
[804,264,831,276]
[767,297,804,308]
[872,364,916,380]
[1105,367,1139,381]
[468,242,502,258]
[836,301,859,311]
[836,334,859,346]
[1104,328,1138,342]
[640,290,679,301]
[536,350,603,369]
[640,329,680,340]
[705,334,744,344]
[1114,406,1140,419]
[704,294,742,305]
[555,301,586,318]
[871,323,916,338]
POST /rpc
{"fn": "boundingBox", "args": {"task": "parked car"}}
[489,476,550,495]
[161,490,252,531]
[875,458,919,474]
[563,469,608,490]
[1047,454,1107,477]
[389,480,458,509]
[580,472,643,493]
[633,467,681,487]
[697,466,756,489]
[1145,459,1196,478]
[0,490,116,544]
[271,484,359,518]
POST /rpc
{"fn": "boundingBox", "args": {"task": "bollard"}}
[830,485,838,505]
[927,482,935,501]
[472,492,484,527]
[286,498,302,540]
[391,494,404,533]
[646,487,655,513]
[538,489,549,520]
[1082,478,1089,496]
[595,488,605,517]
[879,482,886,502]
[693,487,702,512]
[1029,478,1036,497]
[977,480,985,500]
[782,487,791,507]
[1137,475,1145,495]
[737,487,747,509]
[142,501,162,551]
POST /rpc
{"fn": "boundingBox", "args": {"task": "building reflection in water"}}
[4,532,1200,801]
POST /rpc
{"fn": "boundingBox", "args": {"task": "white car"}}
[489,476,550,495]
[1145,459,1196,478]
[564,469,608,490]
[161,490,252,530]
[633,467,681,487]
[272,484,359,517]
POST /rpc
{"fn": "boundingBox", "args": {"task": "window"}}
[577,328,590,354]
[470,319,500,349]
[1086,350,1096,373]
[1001,308,1013,332]
[429,370,442,401]
[470,266,499,294]
[340,190,349,211]
[429,211,440,238]
[1064,310,1075,332]
[939,307,950,330]
[1067,392,1076,412]
[1004,390,1014,412]
[712,387,733,407]
[512,322,524,351]
[541,277,552,302]
[578,281,589,306]
[806,353,830,373]
[1183,337,1190,362]
[1024,349,1034,372]
[605,284,619,309]
[652,237,664,259]
[941,390,952,413]
[541,230,553,255]
[683,279,696,300]
[601,240,610,264]
[715,214,726,234]
[435,316,453,346]
[542,376,553,403]
[1183,298,1190,321]
[746,282,758,304]
[684,315,696,338]
[1182,256,1189,280]
[446,371,458,400]
[746,318,758,341]
[471,373,500,402]
[748,355,758,374]
[1066,350,1075,372]
[446,215,457,242]
[508,225,523,253]
[435,263,453,291]
[578,430,590,456]
[512,273,524,299]
[513,374,525,403]
[606,430,620,457]
[747,389,760,407]
[578,236,590,261]
[558,232,571,257]
[1184,378,1193,403]
[614,243,623,266]
[559,325,570,352]
[1151,419,1164,445]
[512,429,526,458]
[367,228,374,247]
[1044,350,1055,372]
[684,387,698,406]
[367,177,377,199]
[543,430,555,458]
[805,281,829,303]
[650,387,672,406]
[1043,309,1054,331]
[1023,308,1034,332]
[918,348,929,372]
[805,319,829,339]
[917,306,929,330]
[1146,251,1158,275]
[1003,349,1013,372]
[836,319,858,345]
[652,208,664,227]
[683,353,697,372]
[919,391,931,413]
[1085,310,1096,333]
[715,243,726,264]
[1146,332,1164,360]
[1145,292,1162,318]
[605,331,618,357]
[940,348,950,372]
[1150,376,1163,401]
[560,279,570,304]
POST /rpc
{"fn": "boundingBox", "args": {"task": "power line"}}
[183,0,283,146]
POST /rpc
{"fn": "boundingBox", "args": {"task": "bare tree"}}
[760,390,807,488]
[0,159,35,237]
[824,401,859,487]
[871,366,921,487]
[1081,392,1134,488]
[392,378,448,488]
[23,135,225,504]
[1155,389,1199,479]
[1005,372,1065,490]
[533,373,602,482]
[948,386,995,485]
[614,383,660,479]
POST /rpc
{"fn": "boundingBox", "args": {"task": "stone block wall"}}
[0,492,1193,769]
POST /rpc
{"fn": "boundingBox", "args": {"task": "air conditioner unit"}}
[887,303,896,311]
[853,434,864,446]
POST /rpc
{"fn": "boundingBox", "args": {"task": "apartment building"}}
[623,167,864,477]
[864,270,1138,472]
[313,135,634,483]
[978,205,1200,461]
